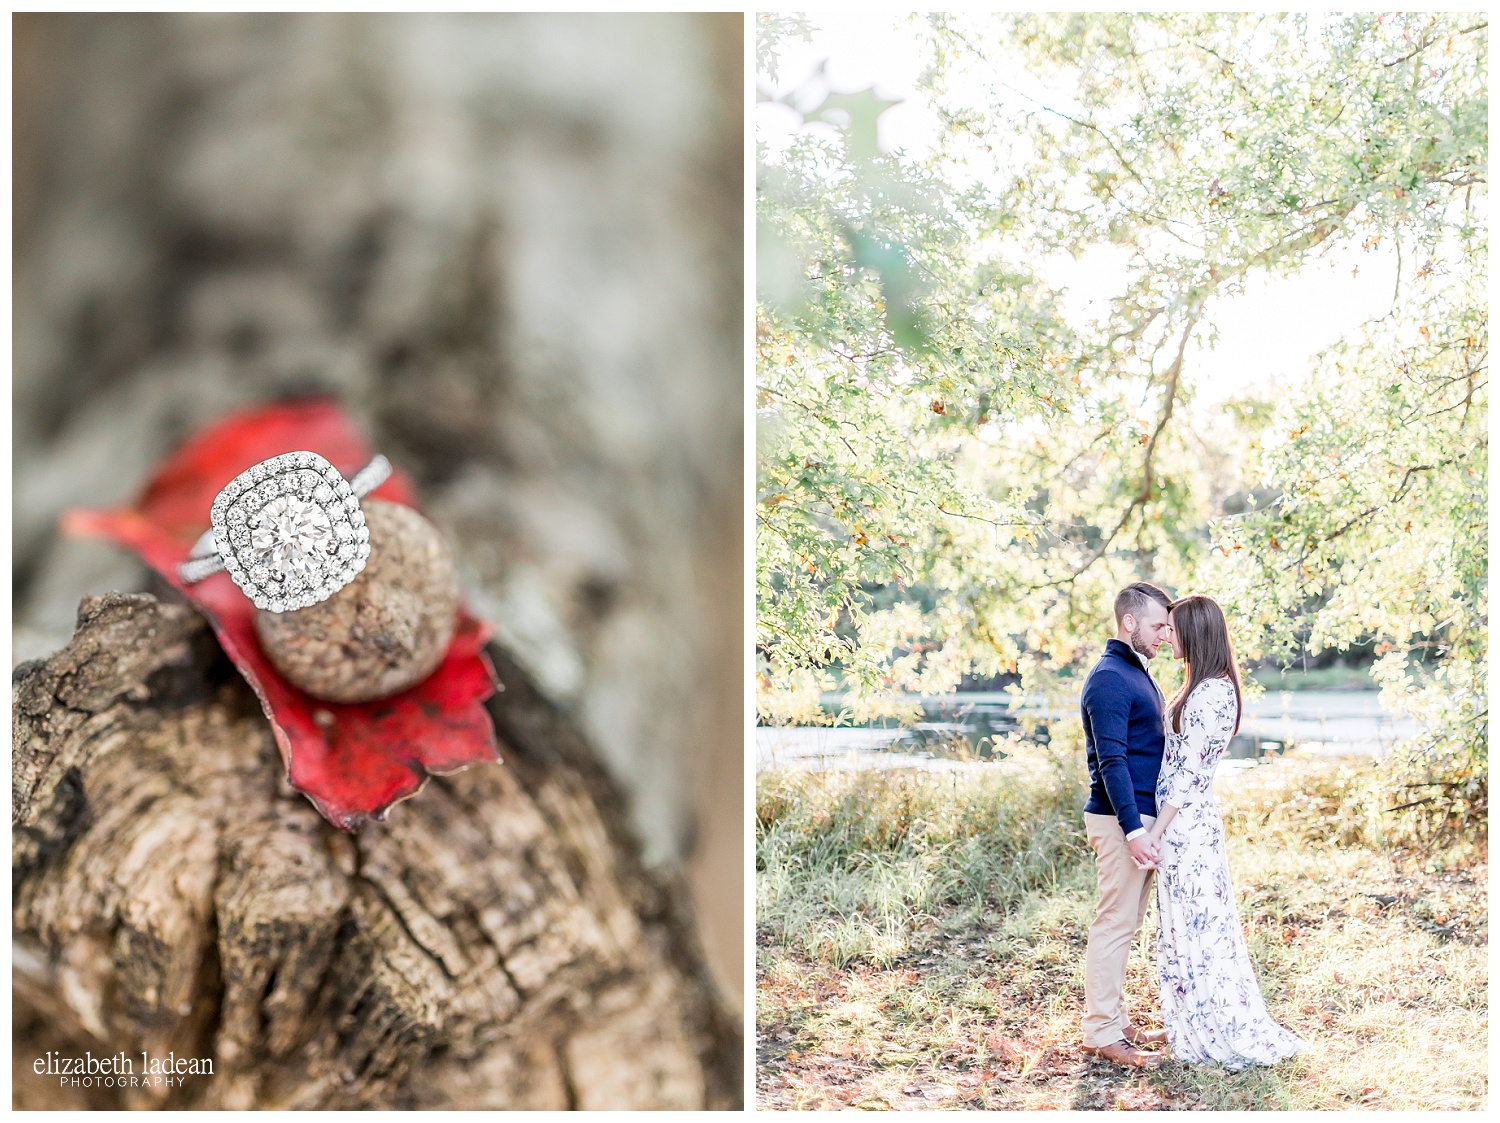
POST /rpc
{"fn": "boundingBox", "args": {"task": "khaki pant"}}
[1081,811,1156,1048]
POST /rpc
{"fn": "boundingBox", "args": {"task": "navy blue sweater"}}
[1081,638,1166,835]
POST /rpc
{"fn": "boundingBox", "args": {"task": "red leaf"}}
[62,397,500,831]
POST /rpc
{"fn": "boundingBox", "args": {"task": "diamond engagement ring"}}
[178,452,391,612]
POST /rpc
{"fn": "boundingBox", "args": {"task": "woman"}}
[1147,594,1305,1070]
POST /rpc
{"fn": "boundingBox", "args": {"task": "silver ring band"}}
[178,453,389,612]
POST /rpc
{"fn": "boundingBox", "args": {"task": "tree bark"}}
[12,11,744,1011]
[13,592,739,1109]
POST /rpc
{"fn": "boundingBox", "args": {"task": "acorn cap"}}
[254,499,459,703]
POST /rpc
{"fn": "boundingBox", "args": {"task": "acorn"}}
[254,499,458,703]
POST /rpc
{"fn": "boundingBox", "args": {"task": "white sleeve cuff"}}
[1124,827,1148,841]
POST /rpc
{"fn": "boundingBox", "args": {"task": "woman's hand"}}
[1128,832,1160,868]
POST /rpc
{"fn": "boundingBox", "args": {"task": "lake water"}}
[755,690,1414,773]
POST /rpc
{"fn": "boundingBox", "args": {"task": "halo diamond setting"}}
[188,451,382,611]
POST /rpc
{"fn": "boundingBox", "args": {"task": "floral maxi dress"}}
[1155,676,1306,1070]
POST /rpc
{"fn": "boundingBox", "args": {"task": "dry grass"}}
[756,757,1487,1110]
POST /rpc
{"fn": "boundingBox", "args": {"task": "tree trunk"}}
[12,10,744,1013]
[13,592,739,1109]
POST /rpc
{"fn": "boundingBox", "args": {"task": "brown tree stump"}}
[12,592,739,1109]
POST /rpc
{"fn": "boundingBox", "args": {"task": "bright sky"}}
[759,14,1403,408]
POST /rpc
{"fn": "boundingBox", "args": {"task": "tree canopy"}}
[756,13,1486,835]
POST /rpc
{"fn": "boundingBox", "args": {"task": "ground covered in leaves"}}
[755,759,1487,1110]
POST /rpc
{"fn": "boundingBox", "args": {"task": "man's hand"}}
[1128,832,1160,868]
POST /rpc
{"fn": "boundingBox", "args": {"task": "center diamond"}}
[250,495,335,582]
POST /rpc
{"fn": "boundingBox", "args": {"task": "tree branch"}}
[1380,21,1487,69]
[1032,307,1201,588]
[1321,461,1446,545]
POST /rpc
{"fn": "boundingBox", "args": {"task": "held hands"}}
[1129,831,1161,870]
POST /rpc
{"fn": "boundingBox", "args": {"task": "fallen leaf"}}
[992,1037,1028,1065]
[63,397,500,831]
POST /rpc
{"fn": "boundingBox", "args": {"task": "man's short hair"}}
[1113,581,1172,627]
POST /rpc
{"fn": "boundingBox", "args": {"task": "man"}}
[1079,581,1174,1069]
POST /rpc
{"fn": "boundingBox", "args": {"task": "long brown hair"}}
[1166,594,1242,735]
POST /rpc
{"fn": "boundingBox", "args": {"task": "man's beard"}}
[1129,625,1155,659]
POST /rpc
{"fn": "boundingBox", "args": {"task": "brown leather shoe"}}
[1124,1023,1168,1047]
[1081,1041,1164,1069]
